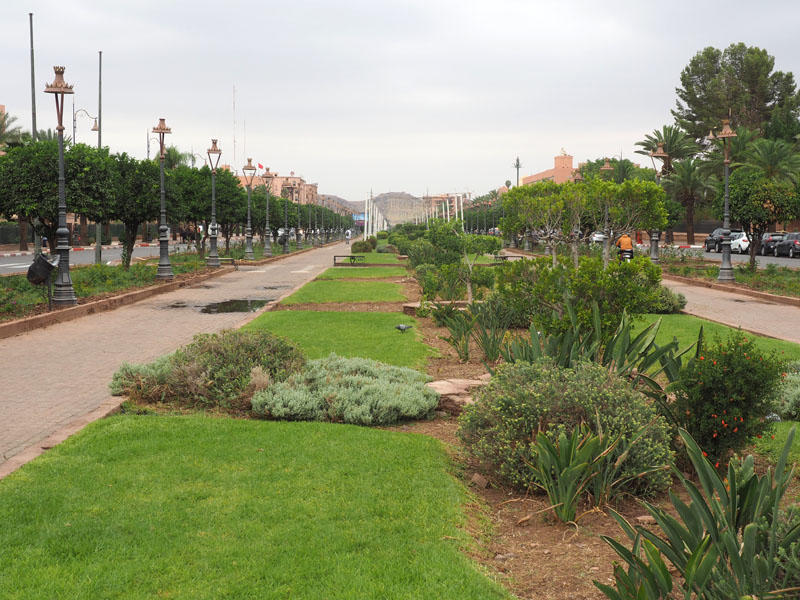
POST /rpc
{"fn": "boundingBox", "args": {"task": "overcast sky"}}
[3,1,800,202]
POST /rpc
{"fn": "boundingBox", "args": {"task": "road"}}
[0,244,191,275]
[693,248,799,268]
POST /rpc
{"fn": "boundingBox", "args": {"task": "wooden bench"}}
[333,255,366,266]
[209,257,239,270]
[493,254,524,262]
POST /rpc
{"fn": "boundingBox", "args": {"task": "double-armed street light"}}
[262,168,273,257]
[242,158,256,260]
[72,104,98,145]
[206,139,222,267]
[649,143,669,263]
[44,66,77,306]
[152,118,174,279]
[708,118,738,282]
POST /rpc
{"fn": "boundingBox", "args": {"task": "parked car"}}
[590,231,608,243]
[760,232,786,255]
[729,231,750,254]
[704,228,744,253]
[774,232,800,258]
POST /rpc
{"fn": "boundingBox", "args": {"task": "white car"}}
[730,231,750,254]
[590,231,608,243]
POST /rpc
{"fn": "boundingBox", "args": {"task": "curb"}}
[0,242,340,341]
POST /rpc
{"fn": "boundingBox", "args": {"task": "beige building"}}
[424,192,472,219]
[520,150,582,185]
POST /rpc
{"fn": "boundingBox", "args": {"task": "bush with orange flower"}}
[670,331,785,465]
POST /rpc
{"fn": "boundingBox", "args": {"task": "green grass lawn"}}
[350,252,403,264]
[753,421,800,471]
[0,416,508,600]
[244,310,430,368]
[634,313,800,361]
[316,266,408,279]
[280,280,406,305]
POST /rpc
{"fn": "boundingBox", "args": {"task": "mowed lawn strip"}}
[754,421,800,467]
[316,266,409,280]
[280,280,406,305]
[245,310,430,368]
[0,417,509,600]
[634,313,800,361]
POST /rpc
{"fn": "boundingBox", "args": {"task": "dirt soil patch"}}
[387,418,645,600]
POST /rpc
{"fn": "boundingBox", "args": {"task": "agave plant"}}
[595,427,800,600]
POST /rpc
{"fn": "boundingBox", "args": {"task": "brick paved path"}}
[0,243,344,476]
[662,279,800,344]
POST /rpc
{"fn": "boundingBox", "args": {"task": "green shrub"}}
[110,329,306,412]
[670,331,785,465]
[648,286,686,314]
[458,359,672,496]
[430,301,459,326]
[414,264,441,298]
[251,354,438,425]
[439,310,473,362]
[376,244,397,253]
[777,361,800,420]
[376,231,388,240]
[492,255,662,335]
[351,240,371,253]
[367,236,378,249]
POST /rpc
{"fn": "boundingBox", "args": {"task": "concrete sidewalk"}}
[661,279,800,344]
[0,243,345,477]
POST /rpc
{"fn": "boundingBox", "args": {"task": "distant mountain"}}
[372,192,423,226]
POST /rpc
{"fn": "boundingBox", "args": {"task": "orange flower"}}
[733,427,738,433]
[702,451,708,457]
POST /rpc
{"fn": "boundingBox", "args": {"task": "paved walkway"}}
[0,243,345,476]
[662,279,800,344]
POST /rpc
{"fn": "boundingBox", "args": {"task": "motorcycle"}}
[618,248,633,262]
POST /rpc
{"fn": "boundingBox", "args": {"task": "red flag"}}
[258,163,264,170]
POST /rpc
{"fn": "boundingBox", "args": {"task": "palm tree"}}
[700,126,758,179]
[0,109,23,150]
[635,125,698,174]
[662,158,715,245]
[162,145,192,169]
[737,138,800,185]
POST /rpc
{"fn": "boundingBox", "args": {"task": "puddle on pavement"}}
[190,284,215,289]
[199,298,271,313]
[167,301,188,308]
[262,285,290,290]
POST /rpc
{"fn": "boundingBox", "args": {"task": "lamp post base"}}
[156,228,173,279]
[649,230,660,263]
[207,234,220,267]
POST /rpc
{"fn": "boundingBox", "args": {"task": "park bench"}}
[492,254,524,262]
[210,257,239,270]
[333,255,366,266]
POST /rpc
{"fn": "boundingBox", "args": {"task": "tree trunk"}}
[685,200,696,245]
[18,220,28,251]
[122,224,138,269]
[550,244,557,268]
[571,240,579,269]
[602,238,610,269]
[79,214,88,245]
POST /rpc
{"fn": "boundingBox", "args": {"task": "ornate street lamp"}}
[262,168,273,257]
[282,192,289,254]
[206,139,222,267]
[152,118,173,279]
[242,158,256,260]
[44,66,77,306]
[709,118,737,282]
[649,142,669,263]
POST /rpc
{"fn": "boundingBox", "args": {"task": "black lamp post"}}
[262,169,273,257]
[282,194,289,254]
[710,118,737,282]
[648,143,668,263]
[242,158,256,260]
[44,66,77,306]
[206,139,222,267]
[152,118,173,279]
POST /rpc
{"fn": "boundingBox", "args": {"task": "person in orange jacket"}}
[615,233,633,251]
